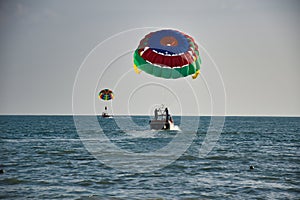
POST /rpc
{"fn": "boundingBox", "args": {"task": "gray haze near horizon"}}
[0,0,299,116]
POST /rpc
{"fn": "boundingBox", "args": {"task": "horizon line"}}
[0,113,299,117]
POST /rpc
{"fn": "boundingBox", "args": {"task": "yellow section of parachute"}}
[192,69,200,79]
[134,64,141,74]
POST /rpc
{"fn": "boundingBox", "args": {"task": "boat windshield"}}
[153,105,168,120]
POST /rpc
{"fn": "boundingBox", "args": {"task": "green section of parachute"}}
[133,50,200,79]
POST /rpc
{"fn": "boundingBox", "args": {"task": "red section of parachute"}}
[139,48,195,68]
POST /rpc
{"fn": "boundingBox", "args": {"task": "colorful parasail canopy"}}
[133,29,201,79]
[98,89,114,101]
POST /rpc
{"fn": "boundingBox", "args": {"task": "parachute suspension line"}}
[162,86,167,108]
[192,69,200,79]
[133,64,141,74]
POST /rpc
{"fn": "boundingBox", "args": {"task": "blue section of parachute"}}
[147,30,189,55]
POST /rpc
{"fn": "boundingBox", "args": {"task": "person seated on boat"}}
[169,116,173,123]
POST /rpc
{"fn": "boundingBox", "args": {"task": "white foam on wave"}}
[124,126,181,139]
[125,129,158,138]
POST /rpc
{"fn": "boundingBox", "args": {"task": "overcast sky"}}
[0,0,299,116]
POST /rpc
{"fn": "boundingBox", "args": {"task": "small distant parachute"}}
[133,29,201,79]
[98,89,114,101]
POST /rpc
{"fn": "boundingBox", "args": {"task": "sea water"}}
[0,116,299,199]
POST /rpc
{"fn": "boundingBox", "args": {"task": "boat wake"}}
[169,123,181,131]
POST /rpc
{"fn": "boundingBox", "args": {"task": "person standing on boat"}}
[165,107,169,123]
[154,108,158,120]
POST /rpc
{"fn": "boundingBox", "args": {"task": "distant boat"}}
[102,106,112,118]
[101,112,111,118]
[149,105,174,130]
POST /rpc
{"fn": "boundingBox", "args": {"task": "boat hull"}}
[102,113,110,118]
[149,120,173,130]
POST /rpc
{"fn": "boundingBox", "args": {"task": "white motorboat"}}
[149,105,174,130]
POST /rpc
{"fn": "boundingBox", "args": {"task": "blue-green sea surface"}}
[0,116,299,199]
